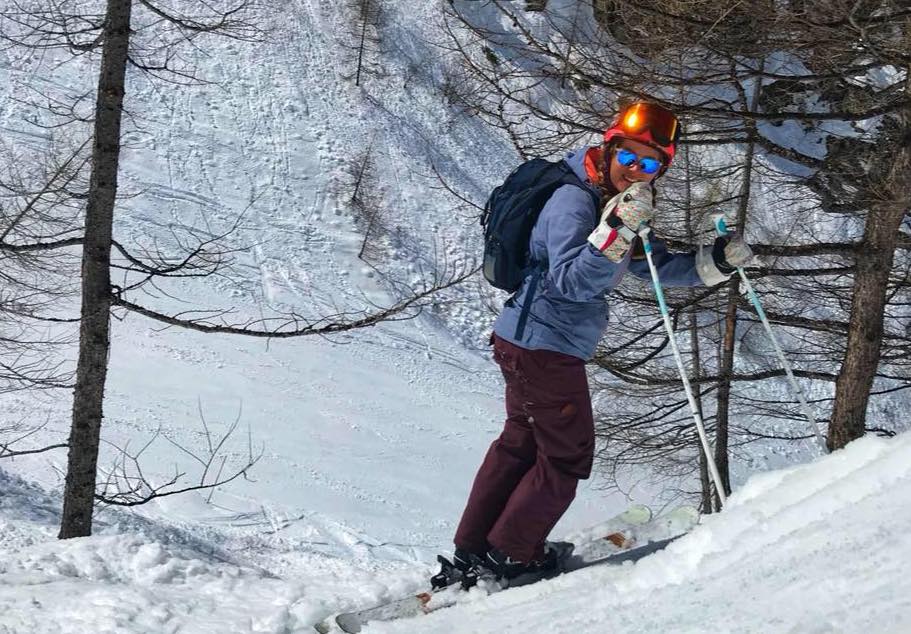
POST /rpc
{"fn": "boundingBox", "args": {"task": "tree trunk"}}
[713,282,738,498]
[698,449,712,513]
[713,72,761,499]
[828,209,906,449]
[828,216,908,447]
[59,0,132,539]
[355,0,368,86]
[828,88,910,450]
[690,312,716,510]
[680,139,714,512]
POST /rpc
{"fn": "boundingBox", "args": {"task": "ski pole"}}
[639,226,728,506]
[712,215,828,453]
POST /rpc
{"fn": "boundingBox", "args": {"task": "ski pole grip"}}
[637,224,653,254]
[712,214,730,237]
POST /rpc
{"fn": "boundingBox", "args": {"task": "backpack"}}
[481,158,598,291]
[480,158,599,338]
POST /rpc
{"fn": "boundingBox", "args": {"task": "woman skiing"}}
[448,101,754,581]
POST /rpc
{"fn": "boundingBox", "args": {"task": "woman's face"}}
[607,138,664,192]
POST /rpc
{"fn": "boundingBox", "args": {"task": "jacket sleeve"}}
[626,234,704,287]
[534,185,629,301]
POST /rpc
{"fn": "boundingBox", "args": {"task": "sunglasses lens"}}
[639,157,662,174]
[616,149,637,167]
[616,149,662,174]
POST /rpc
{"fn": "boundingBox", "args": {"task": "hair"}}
[598,141,621,198]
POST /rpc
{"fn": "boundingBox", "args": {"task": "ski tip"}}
[628,503,653,519]
[335,613,363,633]
[313,621,332,634]
[661,505,701,524]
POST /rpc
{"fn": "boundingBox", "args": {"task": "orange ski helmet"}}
[603,101,681,165]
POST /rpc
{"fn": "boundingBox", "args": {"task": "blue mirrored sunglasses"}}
[615,148,663,175]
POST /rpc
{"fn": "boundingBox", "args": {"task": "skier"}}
[450,101,754,580]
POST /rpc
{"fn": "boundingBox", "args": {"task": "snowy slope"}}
[0,0,625,603]
[373,432,911,634]
[1,1,909,633]
[2,432,909,633]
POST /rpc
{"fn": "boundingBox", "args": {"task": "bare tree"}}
[57,0,134,540]
[440,0,911,501]
[342,0,387,87]
[96,403,261,507]
[345,138,389,262]
[828,104,910,448]
[0,0,475,539]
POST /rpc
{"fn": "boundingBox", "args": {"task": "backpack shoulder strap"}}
[512,163,600,341]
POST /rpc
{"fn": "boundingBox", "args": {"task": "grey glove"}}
[696,234,754,286]
[713,234,754,273]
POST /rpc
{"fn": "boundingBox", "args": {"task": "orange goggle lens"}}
[619,103,680,148]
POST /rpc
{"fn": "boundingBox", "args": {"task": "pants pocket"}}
[526,399,594,479]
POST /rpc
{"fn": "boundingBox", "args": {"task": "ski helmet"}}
[603,101,681,165]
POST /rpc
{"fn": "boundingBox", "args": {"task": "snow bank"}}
[4,433,909,633]
[372,432,911,633]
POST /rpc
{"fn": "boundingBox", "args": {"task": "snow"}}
[0,0,908,632]
[3,432,910,633]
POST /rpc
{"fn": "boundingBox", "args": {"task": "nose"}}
[623,164,649,179]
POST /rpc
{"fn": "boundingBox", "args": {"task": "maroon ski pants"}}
[454,334,595,563]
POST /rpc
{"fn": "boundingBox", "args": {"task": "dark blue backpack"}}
[480,158,599,337]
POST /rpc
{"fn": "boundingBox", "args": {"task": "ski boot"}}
[430,547,485,590]
[484,541,574,586]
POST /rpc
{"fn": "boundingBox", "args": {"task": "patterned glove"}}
[588,182,655,263]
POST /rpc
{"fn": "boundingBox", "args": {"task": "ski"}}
[567,506,699,570]
[316,531,690,633]
[501,505,699,585]
[313,504,685,633]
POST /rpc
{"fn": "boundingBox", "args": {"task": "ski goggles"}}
[616,102,680,149]
[615,148,663,175]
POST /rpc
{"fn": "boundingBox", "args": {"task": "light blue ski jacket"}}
[493,147,704,360]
